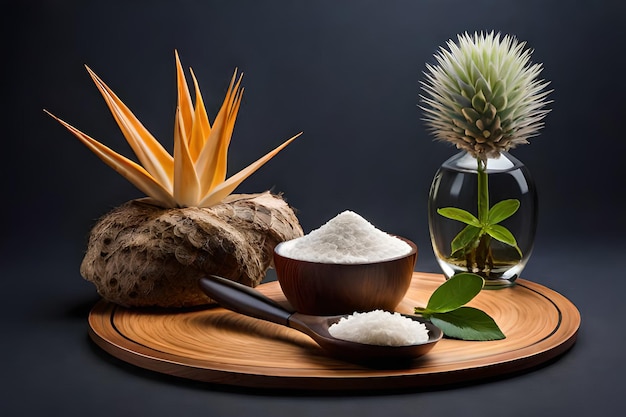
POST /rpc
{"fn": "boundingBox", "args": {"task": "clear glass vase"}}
[428,151,537,288]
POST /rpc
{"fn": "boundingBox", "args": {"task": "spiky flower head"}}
[46,51,300,209]
[420,31,551,161]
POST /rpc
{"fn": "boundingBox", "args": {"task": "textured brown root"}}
[80,192,303,308]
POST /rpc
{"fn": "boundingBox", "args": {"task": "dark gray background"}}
[3,1,625,416]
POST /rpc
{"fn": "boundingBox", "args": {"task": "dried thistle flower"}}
[46,51,301,208]
[420,31,551,161]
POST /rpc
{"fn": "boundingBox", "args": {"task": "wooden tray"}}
[88,272,580,391]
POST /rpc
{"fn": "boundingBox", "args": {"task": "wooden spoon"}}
[199,275,442,364]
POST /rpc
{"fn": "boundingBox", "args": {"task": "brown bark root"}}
[80,192,303,308]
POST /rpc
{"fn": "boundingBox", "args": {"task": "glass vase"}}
[428,151,537,288]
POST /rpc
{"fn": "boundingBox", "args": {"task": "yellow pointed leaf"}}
[85,66,174,191]
[210,85,243,190]
[197,132,301,207]
[189,67,211,162]
[50,55,301,210]
[195,70,241,196]
[173,108,201,207]
[175,50,194,141]
[45,110,177,207]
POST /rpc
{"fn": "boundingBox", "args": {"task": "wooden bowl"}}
[273,237,418,315]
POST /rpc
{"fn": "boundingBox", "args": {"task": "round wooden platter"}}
[88,272,580,391]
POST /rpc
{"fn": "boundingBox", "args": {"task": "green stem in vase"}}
[437,156,523,276]
[474,159,493,272]
[477,159,489,223]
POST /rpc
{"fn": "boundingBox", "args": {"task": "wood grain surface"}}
[88,272,580,391]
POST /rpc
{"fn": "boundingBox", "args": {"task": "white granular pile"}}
[328,310,430,346]
[276,210,411,263]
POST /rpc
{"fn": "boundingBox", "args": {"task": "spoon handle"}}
[199,275,293,327]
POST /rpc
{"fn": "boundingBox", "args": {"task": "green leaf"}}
[437,207,480,227]
[450,224,481,254]
[425,273,484,313]
[474,77,492,101]
[485,224,518,247]
[471,89,487,113]
[430,307,506,341]
[492,94,507,111]
[491,80,507,109]
[487,199,520,224]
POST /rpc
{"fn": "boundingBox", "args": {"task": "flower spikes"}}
[420,31,552,160]
[46,51,301,208]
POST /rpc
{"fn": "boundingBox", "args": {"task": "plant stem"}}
[474,157,493,274]
[442,155,522,278]
[477,158,489,223]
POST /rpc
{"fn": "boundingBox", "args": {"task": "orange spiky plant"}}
[46,52,304,308]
